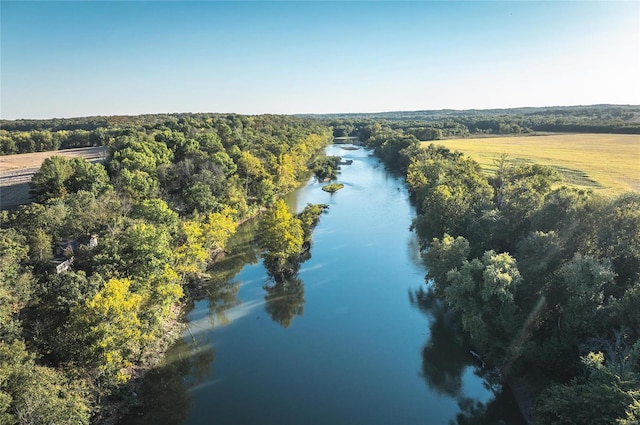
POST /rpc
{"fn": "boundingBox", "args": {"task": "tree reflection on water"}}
[119,222,262,424]
[118,337,215,425]
[195,218,261,325]
[410,286,524,425]
[263,276,305,328]
[410,286,473,397]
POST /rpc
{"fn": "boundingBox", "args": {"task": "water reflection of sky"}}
[176,145,522,425]
[189,298,265,334]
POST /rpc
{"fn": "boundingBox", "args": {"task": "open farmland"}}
[429,133,640,195]
[0,147,107,209]
[0,146,107,172]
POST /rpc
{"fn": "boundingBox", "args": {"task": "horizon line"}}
[2,103,639,122]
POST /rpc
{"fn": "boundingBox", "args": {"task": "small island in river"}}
[322,183,344,193]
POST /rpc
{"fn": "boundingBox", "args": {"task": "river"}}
[121,144,524,424]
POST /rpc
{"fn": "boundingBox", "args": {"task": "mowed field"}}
[0,147,107,209]
[428,134,640,195]
[0,146,107,172]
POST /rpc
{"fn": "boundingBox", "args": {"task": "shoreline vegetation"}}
[359,120,639,424]
[259,200,328,281]
[321,183,344,193]
[0,114,333,424]
[1,105,639,424]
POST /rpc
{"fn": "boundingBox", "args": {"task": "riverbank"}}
[167,144,511,424]
[99,303,187,425]
[366,122,640,423]
[106,185,312,423]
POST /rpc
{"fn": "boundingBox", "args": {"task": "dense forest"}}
[2,105,640,156]
[1,106,639,424]
[0,114,332,423]
[359,123,640,424]
[321,104,640,139]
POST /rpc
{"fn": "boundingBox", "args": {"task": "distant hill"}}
[302,104,640,122]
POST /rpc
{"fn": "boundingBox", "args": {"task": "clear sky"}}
[1,1,639,119]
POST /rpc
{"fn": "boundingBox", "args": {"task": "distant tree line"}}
[3,105,639,156]
[0,114,332,423]
[321,104,640,140]
[360,124,640,425]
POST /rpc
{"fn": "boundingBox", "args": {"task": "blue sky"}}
[1,1,638,119]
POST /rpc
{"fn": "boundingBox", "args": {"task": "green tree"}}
[29,157,110,203]
[0,134,17,155]
[534,352,640,425]
[114,168,159,201]
[0,340,91,425]
[63,190,122,237]
[275,153,299,193]
[297,203,327,242]
[236,151,270,201]
[28,228,53,263]
[121,222,172,280]
[29,156,74,202]
[258,199,304,278]
[445,250,522,358]
[0,229,33,342]
[195,132,224,155]
[547,255,615,341]
[13,365,92,425]
[13,132,35,153]
[211,151,237,176]
[109,135,173,176]
[312,156,340,181]
[408,151,493,242]
[65,158,110,197]
[515,230,563,307]
[174,221,208,281]
[423,234,470,295]
[11,201,68,242]
[497,163,558,242]
[130,198,179,230]
[30,130,57,151]
[181,181,220,214]
[596,193,640,290]
[200,207,238,254]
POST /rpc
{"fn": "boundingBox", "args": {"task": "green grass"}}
[425,133,640,195]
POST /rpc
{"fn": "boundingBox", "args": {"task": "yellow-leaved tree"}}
[137,265,184,349]
[201,206,238,255]
[174,220,208,281]
[174,207,238,282]
[70,278,143,390]
[258,199,304,279]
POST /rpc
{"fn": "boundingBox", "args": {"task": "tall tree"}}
[70,278,143,386]
[29,156,74,202]
[258,199,304,278]
[445,250,522,360]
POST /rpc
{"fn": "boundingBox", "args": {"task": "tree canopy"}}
[1,113,332,422]
[365,127,640,425]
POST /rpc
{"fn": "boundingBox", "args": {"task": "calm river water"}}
[121,145,524,425]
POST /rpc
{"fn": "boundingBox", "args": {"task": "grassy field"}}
[0,146,107,172]
[0,147,108,209]
[425,134,640,195]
